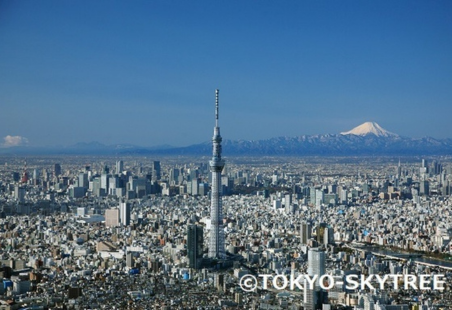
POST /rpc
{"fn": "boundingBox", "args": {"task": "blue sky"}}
[1,0,451,147]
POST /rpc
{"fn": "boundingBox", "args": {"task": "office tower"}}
[14,185,26,203]
[126,253,134,268]
[120,202,131,226]
[108,175,119,194]
[340,188,348,204]
[199,182,209,196]
[186,181,193,195]
[300,222,312,244]
[420,159,428,175]
[315,189,324,208]
[214,273,225,292]
[443,180,450,196]
[328,184,337,194]
[40,169,47,182]
[152,161,161,181]
[169,168,180,184]
[100,173,109,194]
[208,89,226,259]
[284,193,292,209]
[304,248,326,310]
[54,164,61,177]
[323,226,334,245]
[189,169,198,181]
[436,162,442,175]
[105,209,120,227]
[316,223,328,244]
[309,186,316,204]
[92,177,102,197]
[441,171,447,185]
[422,159,427,168]
[116,160,124,174]
[32,169,39,181]
[187,225,204,269]
[79,173,89,189]
[362,183,369,194]
[191,179,200,196]
[12,172,20,182]
[420,180,429,196]
[307,248,326,278]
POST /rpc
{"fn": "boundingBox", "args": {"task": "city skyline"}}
[1,1,451,148]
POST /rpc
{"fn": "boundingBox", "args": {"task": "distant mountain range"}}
[2,122,452,156]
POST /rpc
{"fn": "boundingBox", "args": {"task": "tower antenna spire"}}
[215,89,219,127]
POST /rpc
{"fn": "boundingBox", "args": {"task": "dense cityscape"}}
[1,129,452,309]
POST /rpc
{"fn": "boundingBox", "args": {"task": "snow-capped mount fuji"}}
[340,122,398,138]
[141,120,451,155]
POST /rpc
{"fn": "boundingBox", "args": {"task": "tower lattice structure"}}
[208,89,226,259]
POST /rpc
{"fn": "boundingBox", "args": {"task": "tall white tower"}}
[208,89,226,259]
[120,202,131,226]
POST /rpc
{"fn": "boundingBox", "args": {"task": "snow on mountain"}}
[340,122,398,137]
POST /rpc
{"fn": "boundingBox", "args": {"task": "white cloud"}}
[2,135,29,147]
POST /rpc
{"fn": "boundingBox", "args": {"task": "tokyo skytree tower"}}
[208,89,226,259]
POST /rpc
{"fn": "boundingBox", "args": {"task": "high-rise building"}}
[79,173,89,189]
[191,179,200,196]
[126,253,134,268]
[116,160,124,175]
[304,248,326,310]
[32,169,39,181]
[108,175,119,194]
[307,247,325,278]
[14,185,26,203]
[340,188,348,204]
[208,89,226,259]
[443,180,450,196]
[54,164,61,177]
[169,168,180,184]
[105,209,120,227]
[187,225,204,269]
[92,177,104,197]
[284,193,292,209]
[199,182,209,196]
[300,222,312,244]
[120,202,131,226]
[152,161,161,181]
[101,173,109,194]
[420,159,428,175]
[420,180,429,196]
[323,226,335,245]
[315,189,324,208]
[316,223,328,244]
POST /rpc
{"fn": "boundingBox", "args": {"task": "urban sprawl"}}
[0,155,451,310]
